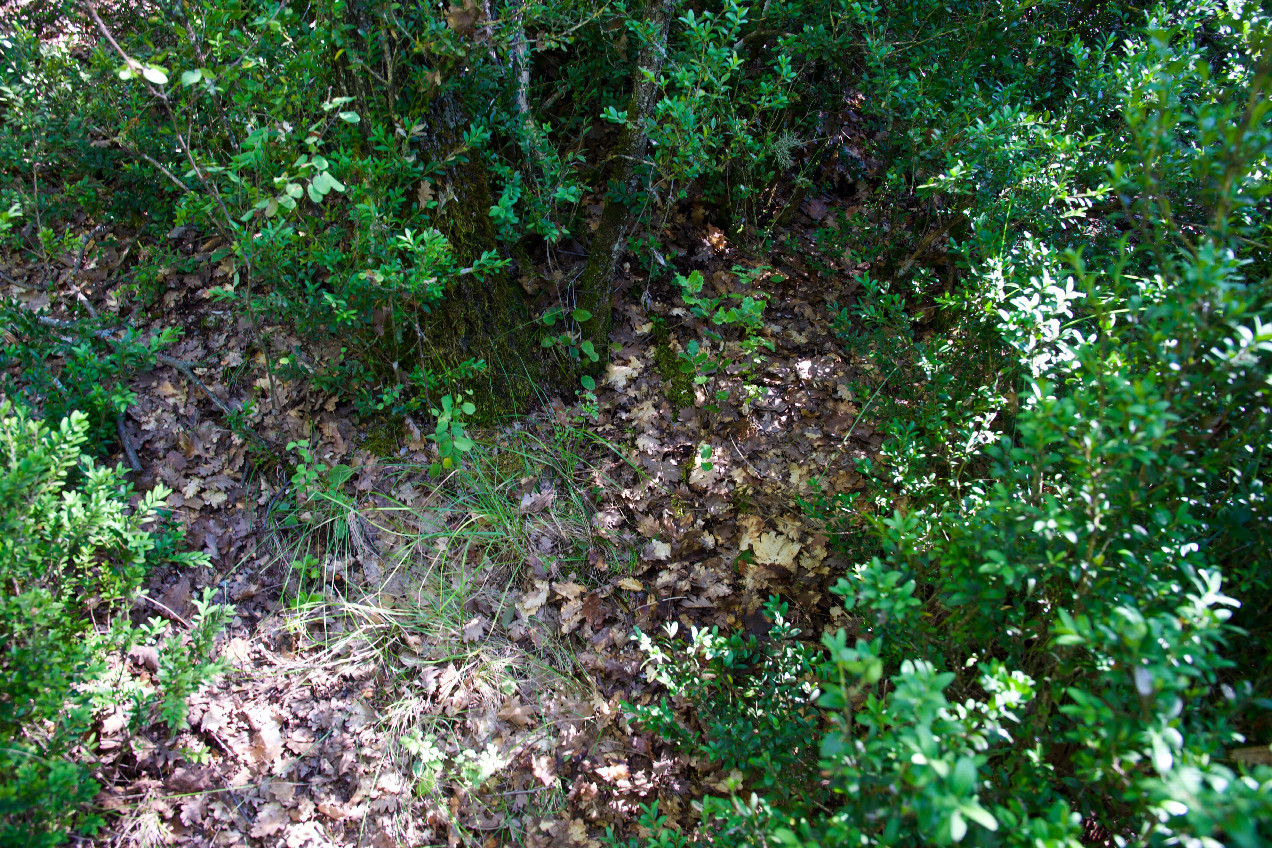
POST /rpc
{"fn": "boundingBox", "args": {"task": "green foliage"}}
[428,392,478,477]
[0,401,229,846]
[630,2,1272,846]
[0,308,179,457]
[631,600,822,809]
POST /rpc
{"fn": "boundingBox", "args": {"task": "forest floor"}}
[4,184,889,846]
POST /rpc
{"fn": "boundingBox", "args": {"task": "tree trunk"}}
[576,0,676,371]
[411,96,564,418]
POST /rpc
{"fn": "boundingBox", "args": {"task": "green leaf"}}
[572,308,592,322]
[541,335,555,348]
[311,171,334,195]
[950,757,976,795]
[581,375,596,391]
[327,465,353,488]
[338,111,360,123]
[452,435,474,452]
[180,69,202,86]
[949,809,967,843]
[960,802,998,832]
[312,155,329,171]
[580,340,598,362]
[461,402,476,415]
[142,65,169,85]
[307,182,324,203]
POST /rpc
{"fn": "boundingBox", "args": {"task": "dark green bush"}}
[0,401,229,846]
[629,2,1272,846]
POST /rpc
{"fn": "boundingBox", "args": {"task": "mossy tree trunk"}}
[413,97,565,419]
[576,0,677,373]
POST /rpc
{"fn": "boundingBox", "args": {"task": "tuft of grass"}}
[258,416,633,840]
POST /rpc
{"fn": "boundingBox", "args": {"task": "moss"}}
[651,318,695,412]
[359,415,404,457]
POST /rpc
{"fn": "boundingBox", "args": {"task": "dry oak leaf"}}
[531,753,555,786]
[251,802,289,838]
[605,357,644,390]
[642,540,671,561]
[553,581,587,600]
[751,532,802,567]
[594,763,630,783]
[246,707,285,765]
[616,577,643,592]
[559,598,584,634]
[517,580,550,618]
[498,695,536,728]
[462,615,487,643]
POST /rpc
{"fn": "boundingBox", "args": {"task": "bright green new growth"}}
[0,402,230,846]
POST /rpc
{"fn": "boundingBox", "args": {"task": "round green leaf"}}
[311,171,334,195]
[180,69,202,86]
[338,111,360,123]
[461,402,476,415]
[572,308,592,322]
[581,375,596,391]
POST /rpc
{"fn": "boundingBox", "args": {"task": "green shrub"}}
[0,401,229,846]
[629,2,1272,846]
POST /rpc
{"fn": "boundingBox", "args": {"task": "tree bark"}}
[576,0,676,371]
[409,96,564,418]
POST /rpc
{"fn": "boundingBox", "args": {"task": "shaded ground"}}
[3,169,897,845]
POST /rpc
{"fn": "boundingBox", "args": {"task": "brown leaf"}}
[251,802,288,838]
[246,707,285,765]
[444,0,479,34]
[497,695,536,728]
[516,580,550,618]
[594,763,630,783]
[462,615,487,643]
[581,593,605,629]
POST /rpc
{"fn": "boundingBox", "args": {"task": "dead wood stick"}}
[116,414,142,472]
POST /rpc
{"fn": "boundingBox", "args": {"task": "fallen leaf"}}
[751,532,801,567]
[497,695,536,728]
[595,763,630,783]
[246,707,285,765]
[642,540,671,561]
[251,802,288,838]
[462,616,487,643]
[517,580,550,619]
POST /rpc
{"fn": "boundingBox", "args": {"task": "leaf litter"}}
[3,158,888,846]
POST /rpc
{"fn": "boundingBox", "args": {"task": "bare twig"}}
[0,267,43,291]
[116,413,142,472]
